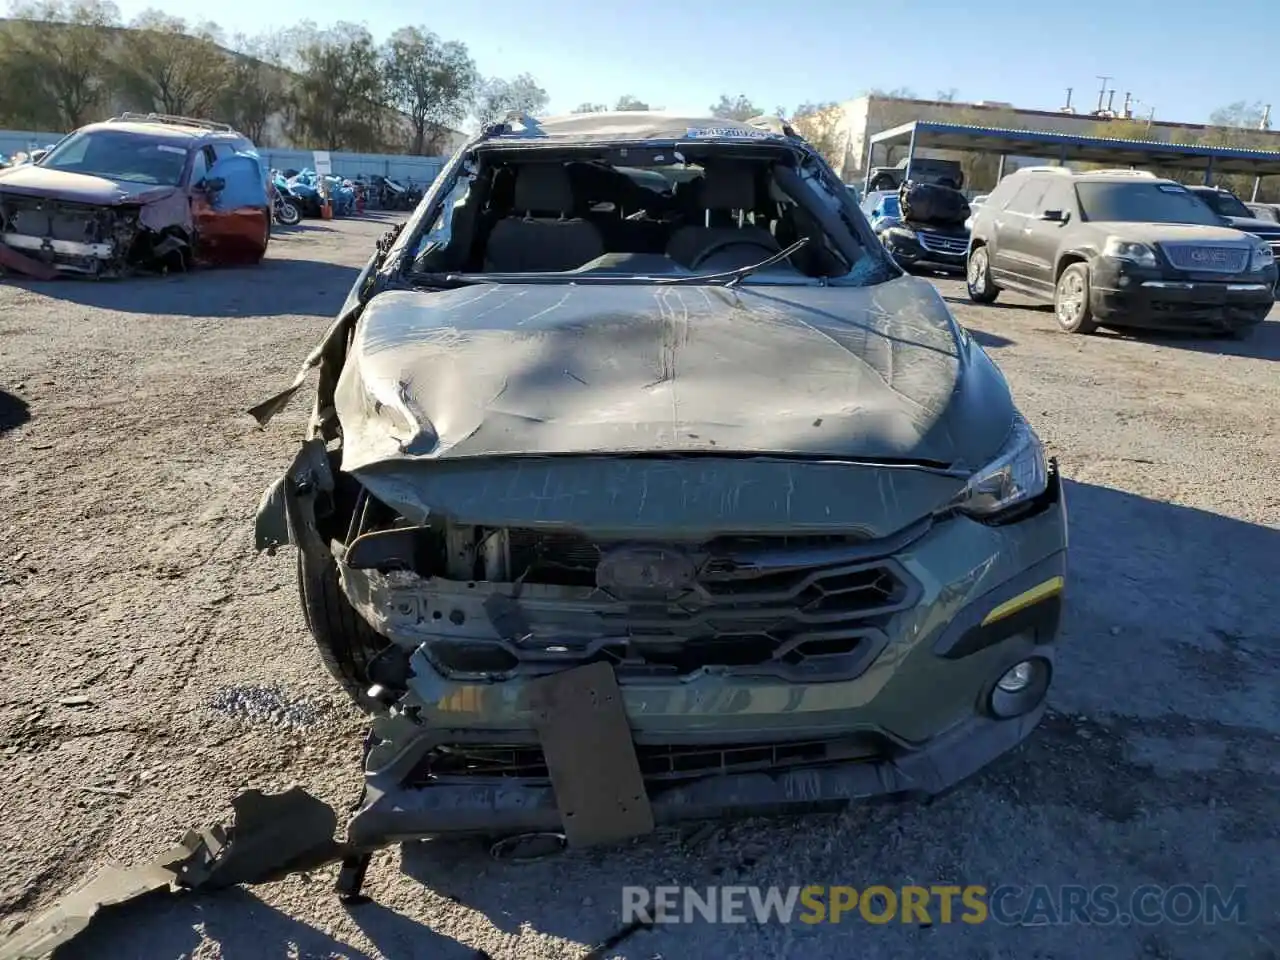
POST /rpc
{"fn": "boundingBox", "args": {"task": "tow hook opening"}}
[489,831,569,863]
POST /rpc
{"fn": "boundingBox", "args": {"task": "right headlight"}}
[951,416,1049,520]
[1102,236,1158,267]
[1248,237,1275,271]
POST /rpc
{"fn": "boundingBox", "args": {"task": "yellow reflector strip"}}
[980,576,1065,627]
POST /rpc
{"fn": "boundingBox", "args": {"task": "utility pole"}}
[1095,76,1112,114]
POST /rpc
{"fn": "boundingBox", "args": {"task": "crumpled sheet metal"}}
[0,787,346,960]
[0,244,57,280]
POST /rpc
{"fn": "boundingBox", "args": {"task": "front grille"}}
[410,737,884,785]
[916,231,968,256]
[425,531,917,680]
[1160,242,1249,273]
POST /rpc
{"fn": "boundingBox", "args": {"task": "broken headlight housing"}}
[952,416,1048,520]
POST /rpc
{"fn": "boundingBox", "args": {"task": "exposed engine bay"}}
[0,191,186,277]
[329,482,919,691]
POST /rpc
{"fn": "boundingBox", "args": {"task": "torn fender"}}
[0,788,347,960]
[254,437,334,553]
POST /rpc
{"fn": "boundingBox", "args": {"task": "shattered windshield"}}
[409,151,881,287]
[40,129,190,187]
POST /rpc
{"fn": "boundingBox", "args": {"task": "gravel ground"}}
[1,221,1277,960]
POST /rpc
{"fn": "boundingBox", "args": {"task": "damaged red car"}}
[0,112,271,277]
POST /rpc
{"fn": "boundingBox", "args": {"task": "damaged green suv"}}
[252,111,1067,859]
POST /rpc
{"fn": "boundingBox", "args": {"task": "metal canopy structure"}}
[865,120,1280,195]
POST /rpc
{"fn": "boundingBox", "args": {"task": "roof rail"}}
[108,112,235,132]
[1087,168,1157,177]
[1014,165,1074,175]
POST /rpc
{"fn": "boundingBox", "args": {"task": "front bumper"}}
[882,234,967,273]
[1090,256,1276,331]
[341,467,1068,846]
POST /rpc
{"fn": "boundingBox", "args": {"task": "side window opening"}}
[1005,179,1050,215]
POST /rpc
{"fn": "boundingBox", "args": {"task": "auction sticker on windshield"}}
[684,127,775,139]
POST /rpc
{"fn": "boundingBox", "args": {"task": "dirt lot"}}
[1,218,1277,960]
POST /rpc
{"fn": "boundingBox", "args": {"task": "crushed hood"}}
[334,276,1015,473]
[0,164,175,205]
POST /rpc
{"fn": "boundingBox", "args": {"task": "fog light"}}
[997,660,1033,693]
[987,656,1051,719]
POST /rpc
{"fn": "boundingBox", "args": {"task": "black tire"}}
[966,245,1000,304]
[296,548,386,712]
[1054,262,1100,334]
[276,201,301,226]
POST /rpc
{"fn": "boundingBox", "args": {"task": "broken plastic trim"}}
[0,788,348,960]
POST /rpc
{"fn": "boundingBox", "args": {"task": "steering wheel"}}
[689,238,782,271]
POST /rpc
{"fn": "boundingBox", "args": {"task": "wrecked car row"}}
[0,113,272,278]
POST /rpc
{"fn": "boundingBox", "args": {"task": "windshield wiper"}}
[652,237,811,287]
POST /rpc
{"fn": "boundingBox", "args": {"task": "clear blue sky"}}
[119,0,1270,124]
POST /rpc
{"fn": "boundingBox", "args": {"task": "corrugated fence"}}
[0,129,450,185]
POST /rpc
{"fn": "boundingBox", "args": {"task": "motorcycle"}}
[269,172,302,225]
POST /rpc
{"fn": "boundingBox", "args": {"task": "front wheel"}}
[296,549,386,712]
[275,200,301,226]
[966,246,1000,303]
[1054,263,1100,334]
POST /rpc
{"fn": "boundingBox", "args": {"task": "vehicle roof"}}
[483,110,793,146]
[1007,167,1183,186]
[74,120,243,143]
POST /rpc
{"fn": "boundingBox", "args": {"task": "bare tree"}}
[218,31,291,144]
[866,86,917,100]
[709,93,760,121]
[614,94,649,111]
[572,102,607,113]
[382,26,478,155]
[116,11,231,117]
[290,23,388,151]
[790,101,843,167]
[0,0,122,129]
[936,88,958,102]
[474,73,548,127]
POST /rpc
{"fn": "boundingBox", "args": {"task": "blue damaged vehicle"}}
[250,111,1068,875]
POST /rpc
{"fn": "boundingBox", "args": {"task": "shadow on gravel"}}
[0,388,29,434]
[7,258,360,318]
[965,328,1015,348]
[52,888,384,960]
[941,294,1052,314]
[1103,318,1280,361]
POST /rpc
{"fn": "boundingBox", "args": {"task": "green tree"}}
[571,102,606,113]
[290,23,387,151]
[614,94,649,111]
[115,11,232,118]
[382,26,478,155]
[709,93,760,121]
[474,73,548,127]
[0,0,121,129]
